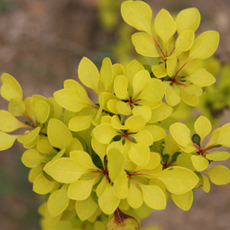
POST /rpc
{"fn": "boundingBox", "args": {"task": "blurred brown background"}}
[1,0,230,229]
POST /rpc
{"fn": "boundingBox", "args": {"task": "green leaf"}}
[156,166,199,194]
[0,110,29,132]
[154,9,176,45]
[189,31,219,60]
[121,0,152,33]
[47,184,69,217]
[78,57,100,94]
[75,195,98,221]
[176,8,201,34]
[108,148,125,182]
[47,119,72,149]
[43,158,85,183]
[35,101,50,124]
[205,165,230,185]
[0,132,20,151]
[140,184,166,210]
[171,191,193,211]
[131,32,159,57]
[0,73,23,101]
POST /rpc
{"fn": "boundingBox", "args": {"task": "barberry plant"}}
[0,1,230,230]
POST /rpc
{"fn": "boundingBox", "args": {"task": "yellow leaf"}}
[175,153,195,171]
[131,32,159,57]
[144,125,166,142]
[67,138,84,153]
[0,110,29,132]
[43,158,85,183]
[47,184,69,217]
[174,30,195,53]
[156,166,199,194]
[93,123,117,144]
[114,75,129,100]
[8,98,25,117]
[35,101,50,124]
[165,82,181,106]
[78,57,99,94]
[64,79,93,105]
[194,116,212,144]
[17,127,41,146]
[186,68,216,87]
[167,57,177,77]
[100,57,113,92]
[170,122,191,147]
[180,87,199,106]
[68,179,96,200]
[191,155,209,171]
[111,115,126,130]
[21,149,45,168]
[47,119,72,149]
[113,63,124,79]
[216,123,230,147]
[33,173,56,195]
[171,191,193,211]
[128,142,150,166]
[98,183,120,215]
[121,1,152,33]
[140,184,166,210]
[54,88,88,112]
[189,31,219,60]
[116,101,132,116]
[149,102,173,123]
[108,148,125,182]
[206,151,230,161]
[0,73,23,101]
[75,195,98,221]
[91,137,107,164]
[130,130,153,146]
[69,108,96,132]
[154,9,176,45]
[28,164,43,183]
[132,105,152,123]
[151,63,167,79]
[113,172,129,199]
[70,150,97,170]
[176,8,201,34]
[125,59,144,84]
[48,97,63,119]
[0,132,20,151]
[201,174,210,193]
[127,181,143,209]
[125,115,146,132]
[205,165,230,185]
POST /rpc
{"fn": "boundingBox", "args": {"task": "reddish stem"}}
[151,35,166,57]
[25,112,36,127]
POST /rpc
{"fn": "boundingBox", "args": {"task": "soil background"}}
[0,0,230,230]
